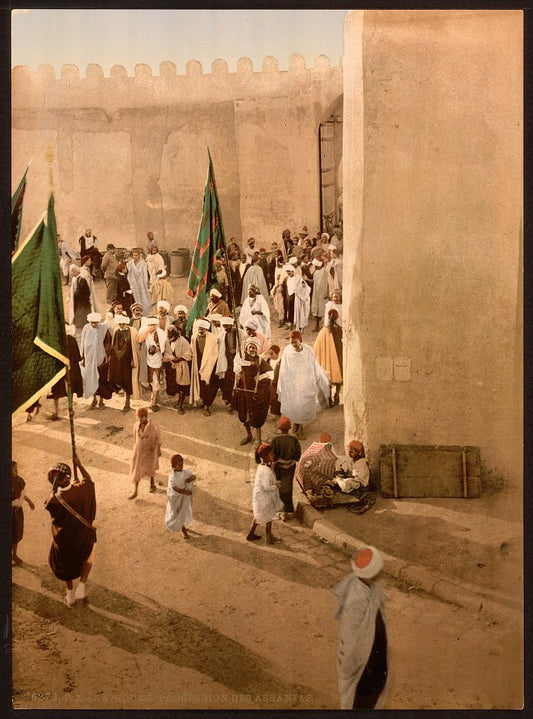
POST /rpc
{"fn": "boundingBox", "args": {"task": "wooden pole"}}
[462,448,468,498]
[46,141,78,481]
[392,446,399,499]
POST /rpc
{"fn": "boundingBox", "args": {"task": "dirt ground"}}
[10,271,523,710]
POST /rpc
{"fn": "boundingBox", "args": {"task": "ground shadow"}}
[14,566,325,704]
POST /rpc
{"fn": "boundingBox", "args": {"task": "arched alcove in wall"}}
[318,94,343,234]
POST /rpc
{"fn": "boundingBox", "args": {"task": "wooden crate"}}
[380,444,481,498]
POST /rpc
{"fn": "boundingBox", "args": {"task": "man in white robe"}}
[240,257,269,304]
[80,312,112,409]
[277,331,330,436]
[310,259,329,331]
[239,285,271,339]
[285,267,311,333]
[189,319,219,416]
[332,546,389,709]
[146,245,166,287]
[126,248,151,315]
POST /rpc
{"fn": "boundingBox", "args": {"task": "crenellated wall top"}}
[12,53,341,82]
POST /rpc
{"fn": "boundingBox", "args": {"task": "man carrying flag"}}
[12,193,69,417]
[186,151,233,335]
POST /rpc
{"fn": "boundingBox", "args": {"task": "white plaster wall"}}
[342,10,523,484]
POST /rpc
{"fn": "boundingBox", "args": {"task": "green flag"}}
[12,194,69,417]
[11,166,28,255]
[186,151,227,333]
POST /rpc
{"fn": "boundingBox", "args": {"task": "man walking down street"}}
[332,546,389,709]
[277,330,330,438]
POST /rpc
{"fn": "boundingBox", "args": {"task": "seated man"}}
[336,440,370,492]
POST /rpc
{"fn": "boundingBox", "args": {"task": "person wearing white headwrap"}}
[69,263,97,342]
[239,284,271,339]
[332,546,390,709]
[240,319,270,356]
[166,325,192,414]
[137,317,171,411]
[108,314,140,411]
[326,247,343,295]
[270,255,287,328]
[80,313,112,408]
[126,249,151,316]
[150,267,175,313]
[234,337,274,445]
[240,253,269,304]
[284,266,311,333]
[310,258,329,332]
[206,287,230,317]
[324,288,343,327]
[146,245,166,286]
[190,319,219,416]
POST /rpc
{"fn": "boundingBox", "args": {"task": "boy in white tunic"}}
[246,443,283,545]
[165,454,196,539]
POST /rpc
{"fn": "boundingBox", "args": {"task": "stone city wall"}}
[12,55,342,252]
[343,10,522,485]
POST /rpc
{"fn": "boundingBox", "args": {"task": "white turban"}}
[210,288,222,298]
[87,312,101,323]
[157,300,170,312]
[174,305,187,315]
[196,319,211,330]
[115,314,130,325]
[220,317,234,326]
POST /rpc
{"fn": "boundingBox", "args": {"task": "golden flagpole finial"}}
[45,141,54,192]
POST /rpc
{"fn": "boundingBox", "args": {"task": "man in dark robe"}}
[108,314,138,412]
[45,456,96,607]
[234,337,273,446]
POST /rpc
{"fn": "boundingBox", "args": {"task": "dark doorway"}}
[319,111,342,235]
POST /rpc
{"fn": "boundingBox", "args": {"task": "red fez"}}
[319,432,331,443]
[257,442,273,460]
[348,440,364,452]
[354,547,373,569]
[289,330,302,340]
[269,344,281,354]
[278,416,292,431]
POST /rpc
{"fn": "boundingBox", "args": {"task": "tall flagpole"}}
[46,142,79,482]
[208,149,244,360]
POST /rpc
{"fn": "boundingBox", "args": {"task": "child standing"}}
[165,454,196,539]
[12,460,35,565]
[246,442,284,545]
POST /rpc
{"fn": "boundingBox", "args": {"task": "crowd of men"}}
[51,224,346,442]
[19,224,391,711]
